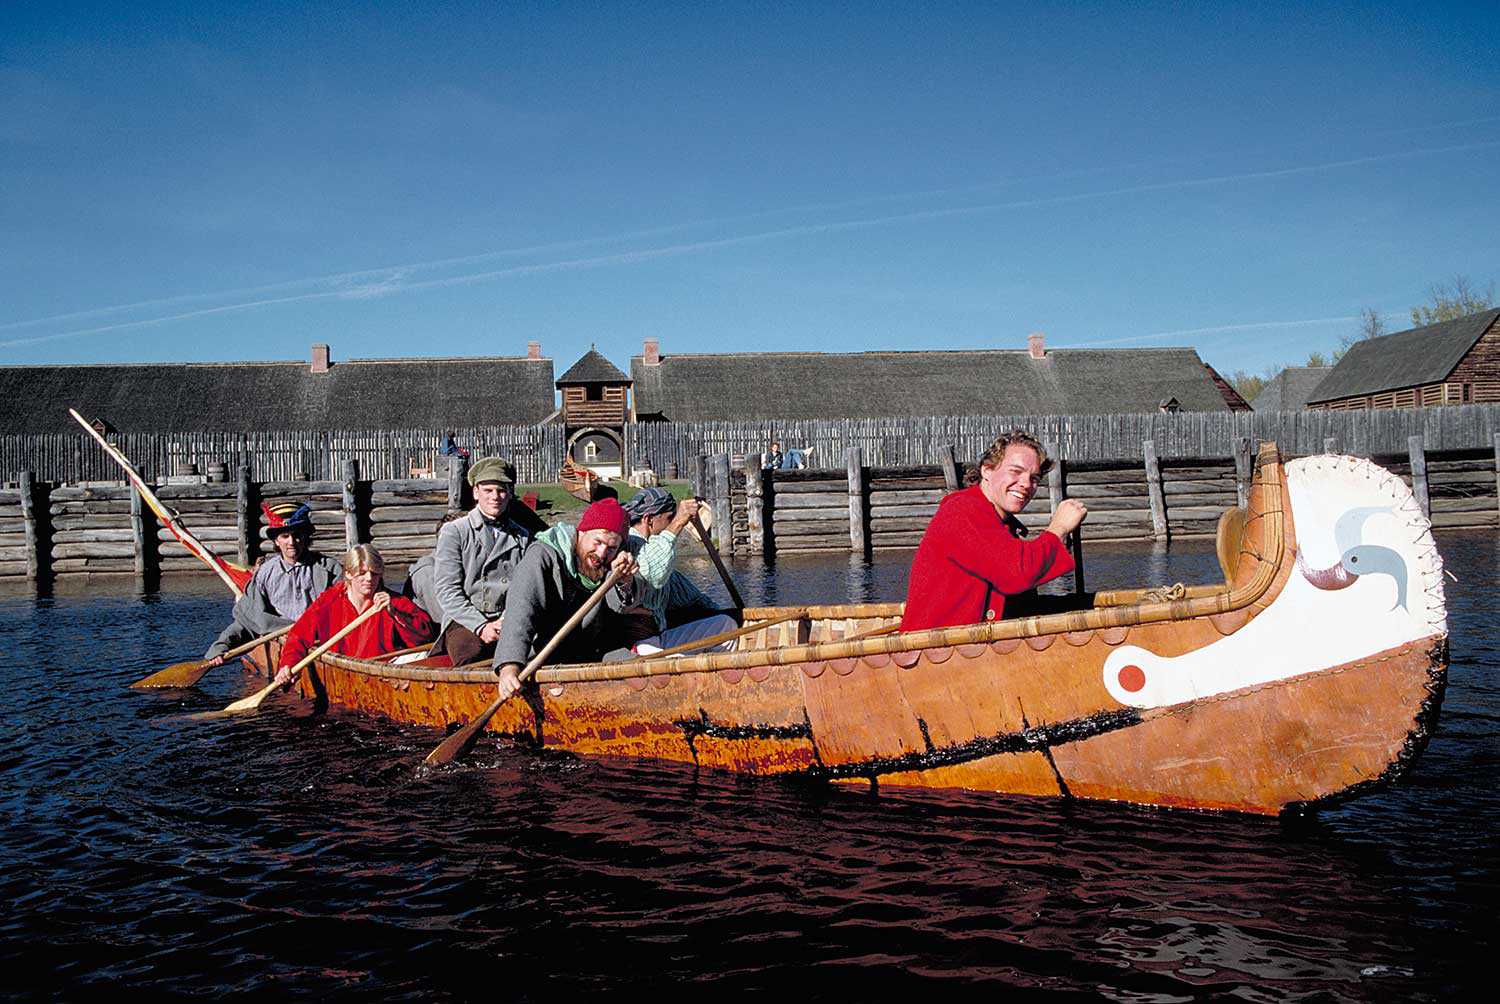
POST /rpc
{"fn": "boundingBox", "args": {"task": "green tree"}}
[1227,367,1275,402]
[1411,275,1495,326]
[1306,351,1329,367]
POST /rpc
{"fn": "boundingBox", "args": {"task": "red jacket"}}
[900,484,1075,632]
[279,581,435,669]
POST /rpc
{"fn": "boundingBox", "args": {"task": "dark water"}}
[2,537,1496,1000]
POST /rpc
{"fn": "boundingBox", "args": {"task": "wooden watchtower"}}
[557,346,632,478]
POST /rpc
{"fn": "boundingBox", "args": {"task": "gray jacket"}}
[493,524,639,670]
[204,552,342,658]
[401,553,442,620]
[432,506,532,634]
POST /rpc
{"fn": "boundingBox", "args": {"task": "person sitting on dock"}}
[272,544,435,689]
[429,456,532,666]
[492,498,640,699]
[619,487,737,656]
[203,502,342,666]
[899,430,1087,633]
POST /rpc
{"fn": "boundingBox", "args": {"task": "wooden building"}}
[630,333,1249,422]
[1307,308,1500,411]
[1250,366,1332,412]
[556,346,631,477]
[0,342,558,434]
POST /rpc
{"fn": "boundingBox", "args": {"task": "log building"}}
[629,333,1249,422]
[1307,308,1500,411]
[1250,366,1332,412]
[556,346,631,478]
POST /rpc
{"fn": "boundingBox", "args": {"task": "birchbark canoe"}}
[560,461,602,503]
[281,445,1449,815]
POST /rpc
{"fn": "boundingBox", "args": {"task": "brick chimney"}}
[311,343,331,373]
[527,340,541,360]
[1027,332,1046,359]
[643,338,660,365]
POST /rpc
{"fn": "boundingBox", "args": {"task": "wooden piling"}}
[1143,440,1168,542]
[342,459,361,549]
[129,482,148,579]
[18,470,39,581]
[235,464,253,566]
[847,447,868,554]
[938,444,961,493]
[743,455,765,555]
[447,454,467,512]
[711,453,733,556]
[1494,433,1500,522]
[1233,438,1252,510]
[1408,435,1430,518]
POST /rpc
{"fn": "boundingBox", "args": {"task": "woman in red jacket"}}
[273,544,435,688]
[900,431,1088,633]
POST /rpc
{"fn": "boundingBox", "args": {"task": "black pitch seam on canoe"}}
[1020,703,1073,799]
[1283,638,1449,817]
[674,709,813,742]
[807,706,1143,782]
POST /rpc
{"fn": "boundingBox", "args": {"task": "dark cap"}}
[467,456,516,486]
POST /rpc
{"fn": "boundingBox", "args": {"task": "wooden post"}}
[18,470,39,581]
[1324,436,1338,454]
[847,446,868,554]
[743,455,764,555]
[1143,439,1169,542]
[129,482,149,580]
[694,454,708,499]
[938,444,961,493]
[1046,452,1084,593]
[1233,437,1252,510]
[1408,435,1430,519]
[447,454,467,512]
[711,453,732,556]
[235,464,253,566]
[342,459,361,549]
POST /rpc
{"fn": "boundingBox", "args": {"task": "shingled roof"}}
[557,347,630,386]
[1307,308,1500,404]
[0,354,557,435]
[1251,366,1332,412]
[630,347,1236,421]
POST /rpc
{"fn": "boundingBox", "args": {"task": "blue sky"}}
[3,1,1498,379]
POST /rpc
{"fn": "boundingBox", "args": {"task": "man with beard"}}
[492,497,640,699]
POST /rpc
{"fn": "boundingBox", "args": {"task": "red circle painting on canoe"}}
[1118,664,1147,693]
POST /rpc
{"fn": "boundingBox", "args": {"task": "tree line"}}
[1226,275,1497,403]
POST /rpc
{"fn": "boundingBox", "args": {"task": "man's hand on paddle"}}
[1047,498,1088,539]
[496,662,523,700]
[666,497,700,535]
[204,654,226,668]
[609,549,638,581]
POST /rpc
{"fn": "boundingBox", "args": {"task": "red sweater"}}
[900,484,1075,633]
[279,581,435,669]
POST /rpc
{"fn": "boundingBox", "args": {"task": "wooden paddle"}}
[69,407,249,596]
[202,602,385,717]
[689,511,745,610]
[1070,525,1086,594]
[423,567,624,767]
[130,625,291,689]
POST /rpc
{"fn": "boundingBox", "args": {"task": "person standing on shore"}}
[900,430,1087,633]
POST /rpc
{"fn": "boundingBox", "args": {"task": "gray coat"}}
[432,506,532,634]
[204,552,342,658]
[400,553,442,620]
[493,525,638,670]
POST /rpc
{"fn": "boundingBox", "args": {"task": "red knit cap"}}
[577,498,628,537]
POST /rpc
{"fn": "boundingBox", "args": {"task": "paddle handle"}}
[513,565,625,685]
[689,512,744,610]
[423,567,624,766]
[220,624,293,661]
[284,601,386,679]
[70,407,245,598]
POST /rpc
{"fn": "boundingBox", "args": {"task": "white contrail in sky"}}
[4,138,1496,350]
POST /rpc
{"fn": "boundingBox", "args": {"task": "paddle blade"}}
[212,680,280,716]
[130,658,214,689]
[423,695,505,767]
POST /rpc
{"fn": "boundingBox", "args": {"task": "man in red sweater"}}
[273,544,435,688]
[900,431,1088,633]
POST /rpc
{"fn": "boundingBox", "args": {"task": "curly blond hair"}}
[965,429,1052,485]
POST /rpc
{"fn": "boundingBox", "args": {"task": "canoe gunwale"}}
[320,445,1291,687]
